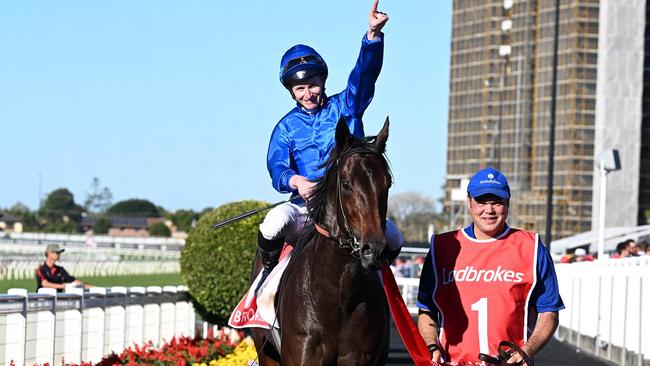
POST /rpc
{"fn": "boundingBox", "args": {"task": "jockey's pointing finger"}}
[371,0,379,17]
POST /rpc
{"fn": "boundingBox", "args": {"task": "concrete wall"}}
[592,0,647,229]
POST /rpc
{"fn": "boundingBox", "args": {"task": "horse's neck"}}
[306,235,380,312]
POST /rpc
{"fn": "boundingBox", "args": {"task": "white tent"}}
[549,225,650,255]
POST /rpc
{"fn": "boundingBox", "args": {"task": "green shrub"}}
[180,200,267,324]
[149,222,171,237]
[94,217,112,234]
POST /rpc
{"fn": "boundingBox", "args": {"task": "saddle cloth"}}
[228,244,293,330]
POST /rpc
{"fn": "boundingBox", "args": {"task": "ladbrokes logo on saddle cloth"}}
[228,244,294,330]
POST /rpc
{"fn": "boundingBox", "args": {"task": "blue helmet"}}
[279,44,328,89]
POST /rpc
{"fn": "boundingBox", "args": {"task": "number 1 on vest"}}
[471,297,489,355]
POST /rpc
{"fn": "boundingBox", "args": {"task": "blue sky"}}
[0,0,451,211]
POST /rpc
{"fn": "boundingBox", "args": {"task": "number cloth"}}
[417,224,564,363]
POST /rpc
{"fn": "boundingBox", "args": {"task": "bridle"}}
[314,142,385,257]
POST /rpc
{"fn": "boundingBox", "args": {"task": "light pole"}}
[596,149,621,260]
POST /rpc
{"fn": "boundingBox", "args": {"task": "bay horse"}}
[251,117,393,365]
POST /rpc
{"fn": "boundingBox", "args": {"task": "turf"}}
[0,273,184,293]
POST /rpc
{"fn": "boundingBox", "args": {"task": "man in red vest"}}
[416,167,564,365]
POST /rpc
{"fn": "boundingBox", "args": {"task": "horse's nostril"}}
[361,247,374,259]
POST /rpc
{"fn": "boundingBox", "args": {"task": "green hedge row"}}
[180,200,267,324]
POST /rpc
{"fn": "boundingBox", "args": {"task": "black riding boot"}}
[255,231,284,295]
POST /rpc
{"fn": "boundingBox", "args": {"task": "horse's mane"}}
[277,134,393,304]
[306,135,393,226]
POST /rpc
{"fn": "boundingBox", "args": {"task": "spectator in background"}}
[572,248,594,262]
[411,255,425,278]
[402,258,413,277]
[626,239,640,257]
[642,241,650,256]
[36,244,92,291]
[391,258,405,278]
[611,241,631,259]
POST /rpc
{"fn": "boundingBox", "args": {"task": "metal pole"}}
[597,164,607,260]
[513,56,523,191]
[544,0,561,247]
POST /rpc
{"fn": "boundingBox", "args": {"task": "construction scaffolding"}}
[445,0,600,239]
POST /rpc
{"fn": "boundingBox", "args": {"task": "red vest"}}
[431,228,538,363]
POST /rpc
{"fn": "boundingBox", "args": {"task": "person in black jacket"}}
[36,244,92,291]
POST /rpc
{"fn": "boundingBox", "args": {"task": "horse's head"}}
[308,117,392,270]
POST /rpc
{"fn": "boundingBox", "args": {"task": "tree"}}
[108,199,160,217]
[169,209,199,233]
[94,217,112,234]
[83,177,113,213]
[388,191,446,243]
[6,202,39,231]
[41,188,84,231]
[149,221,171,237]
[8,202,30,215]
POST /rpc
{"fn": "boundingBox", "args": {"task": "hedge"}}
[180,200,268,324]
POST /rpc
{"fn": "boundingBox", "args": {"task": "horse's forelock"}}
[307,136,392,225]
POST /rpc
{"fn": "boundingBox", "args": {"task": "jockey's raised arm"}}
[258,0,400,299]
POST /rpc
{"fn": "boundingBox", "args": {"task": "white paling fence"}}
[0,260,180,281]
[556,257,649,366]
[394,277,420,315]
[0,285,195,366]
[2,232,185,253]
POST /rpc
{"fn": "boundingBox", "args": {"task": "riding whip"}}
[211,195,301,230]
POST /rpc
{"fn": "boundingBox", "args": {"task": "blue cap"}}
[467,167,510,199]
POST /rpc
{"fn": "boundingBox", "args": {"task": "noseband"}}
[314,142,385,257]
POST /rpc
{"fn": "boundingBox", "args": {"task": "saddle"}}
[478,341,533,366]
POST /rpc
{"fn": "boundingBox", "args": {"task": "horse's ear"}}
[335,116,353,150]
[376,116,389,153]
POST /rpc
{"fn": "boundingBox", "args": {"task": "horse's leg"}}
[251,328,280,366]
[280,333,338,366]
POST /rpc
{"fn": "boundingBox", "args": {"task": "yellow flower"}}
[212,337,258,366]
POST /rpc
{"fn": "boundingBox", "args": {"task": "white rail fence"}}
[1,232,184,254]
[555,257,649,366]
[394,256,649,366]
[0,260,180,281]
[0,285,194,366]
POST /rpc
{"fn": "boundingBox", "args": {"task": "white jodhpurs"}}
[259,202,403,251]
[259,202,309,243]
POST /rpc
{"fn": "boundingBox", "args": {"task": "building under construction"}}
[445,0,650,241]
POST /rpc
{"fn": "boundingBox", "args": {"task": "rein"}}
[312,143,383,257]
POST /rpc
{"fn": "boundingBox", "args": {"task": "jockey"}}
[256,0,402,291]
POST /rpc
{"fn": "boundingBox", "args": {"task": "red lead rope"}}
[381,264,432,366]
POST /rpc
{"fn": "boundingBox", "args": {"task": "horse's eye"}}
[341,180,352,191]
